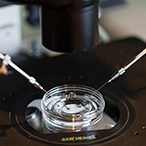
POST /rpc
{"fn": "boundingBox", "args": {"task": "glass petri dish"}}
[41,84,105,132]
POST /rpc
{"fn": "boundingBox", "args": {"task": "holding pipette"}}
[0,53,46,93]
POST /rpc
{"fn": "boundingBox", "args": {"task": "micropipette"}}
[0,53,46,93]
[97,48,146,91]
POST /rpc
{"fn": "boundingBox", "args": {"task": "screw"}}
[134,131,139,135]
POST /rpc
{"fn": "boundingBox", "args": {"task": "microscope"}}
[5,0,100,53]
[0,0,100,95]
[0,0,146,146]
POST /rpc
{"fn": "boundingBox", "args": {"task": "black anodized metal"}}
[10,89,134,145]
[0,38,146,146]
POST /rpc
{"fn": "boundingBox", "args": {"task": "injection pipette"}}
[98,48,146,91]
[0,53,46,93]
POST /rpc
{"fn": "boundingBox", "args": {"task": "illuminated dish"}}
[41,84,105,132]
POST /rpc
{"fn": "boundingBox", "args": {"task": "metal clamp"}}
[118,68,125,75]
[2,55,11,66]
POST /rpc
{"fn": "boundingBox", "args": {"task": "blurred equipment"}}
[26,5,40,27]
[0,2,21,56]
[99,0,146,42]
[99,0,125,9]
